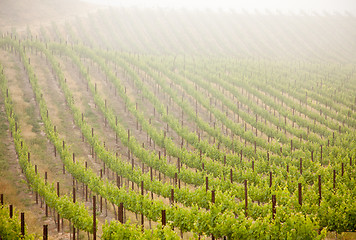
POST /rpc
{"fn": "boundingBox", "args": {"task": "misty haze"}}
[0,0,355,239]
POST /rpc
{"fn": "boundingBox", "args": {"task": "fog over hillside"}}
[1,0,355,62]
[34,7,356,61]
[82,0,356,14]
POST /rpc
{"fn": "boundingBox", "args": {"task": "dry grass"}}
[0,0,103,34]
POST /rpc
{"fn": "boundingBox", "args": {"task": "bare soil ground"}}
[0,1,106,239]
[0,49,69,239]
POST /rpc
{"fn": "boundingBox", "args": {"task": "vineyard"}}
[0,3,356,240]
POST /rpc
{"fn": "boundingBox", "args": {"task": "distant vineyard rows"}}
[0,9,355,240]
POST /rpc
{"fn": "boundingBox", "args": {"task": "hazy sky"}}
[83,0,356,14]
